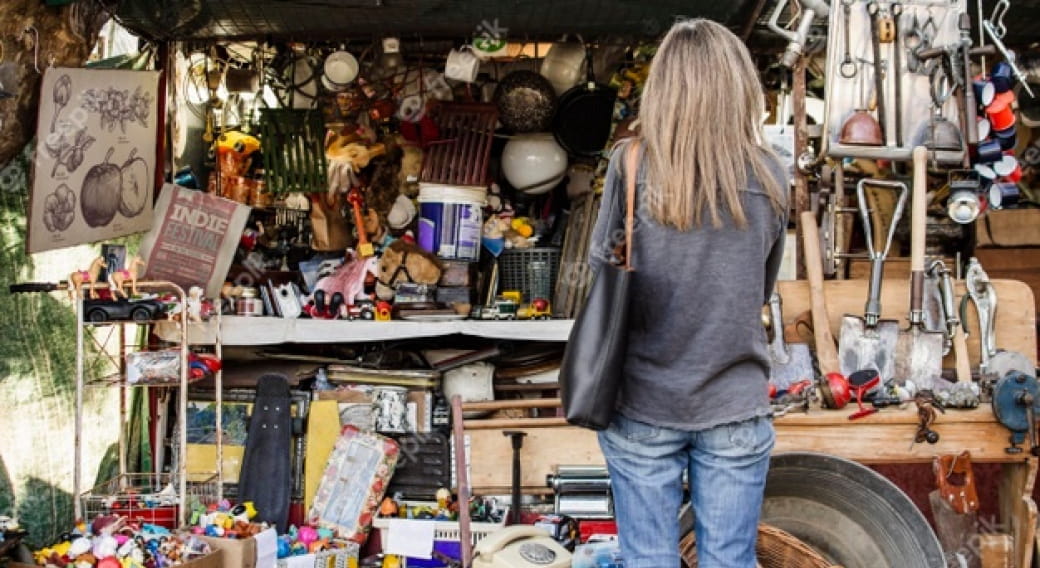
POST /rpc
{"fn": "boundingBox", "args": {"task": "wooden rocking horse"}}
[109,257,147,298]
[69,257,106,300]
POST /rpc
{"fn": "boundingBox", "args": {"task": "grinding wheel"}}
[679,452,944,568]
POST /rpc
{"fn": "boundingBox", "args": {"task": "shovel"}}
[894,147,945,392]
[839,178,908,384]
[767,290,816,393]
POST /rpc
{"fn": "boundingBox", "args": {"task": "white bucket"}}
[417,183,487,261]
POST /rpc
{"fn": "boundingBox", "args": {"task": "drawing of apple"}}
[118,148,149,218]
[80,147,122,227]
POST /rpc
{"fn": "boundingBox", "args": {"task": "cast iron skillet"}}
[552,44,617,158]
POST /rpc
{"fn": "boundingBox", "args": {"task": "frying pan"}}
[552,44,617,158]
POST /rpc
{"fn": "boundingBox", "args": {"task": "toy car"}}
[518,298,552,320]
[345,300,376,321]
[83,297,167,323]
[471,297,518,320]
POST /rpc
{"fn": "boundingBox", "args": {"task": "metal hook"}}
[23,26,40,74]
[989,0,1009,39]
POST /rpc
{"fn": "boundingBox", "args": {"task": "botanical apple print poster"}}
[28,67,160,253]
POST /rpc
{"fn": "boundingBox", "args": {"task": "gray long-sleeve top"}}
[588,143,789,431]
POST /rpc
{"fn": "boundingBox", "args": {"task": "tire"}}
[131,307,152,322]
[86,308,108,323]
[361,309,374,321]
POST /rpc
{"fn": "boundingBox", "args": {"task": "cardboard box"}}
[976,209,1040,247]
[197,534,256,568]
[10,549,223,568]
[973,247,1040,316]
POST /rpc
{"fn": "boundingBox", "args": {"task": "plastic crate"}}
[372,507,508,546]
[80,473,219,528]
[497,247,560,302]
[275,544,359,568]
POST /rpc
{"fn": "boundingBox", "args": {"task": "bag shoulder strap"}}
[622,139,640,271]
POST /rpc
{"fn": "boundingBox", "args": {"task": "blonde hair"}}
[640,19,785,230]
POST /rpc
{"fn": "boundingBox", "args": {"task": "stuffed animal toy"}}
[376,239,443,300]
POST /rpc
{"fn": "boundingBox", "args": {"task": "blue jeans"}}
[598,413,775,568]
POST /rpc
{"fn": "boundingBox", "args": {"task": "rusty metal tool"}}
[839,178,907,383]
[892,3,904,147]
[931,259,980,408]
[963,258,1034,388]
[895,147,945,391]
[767,290,817,393]
[866,2,889,144]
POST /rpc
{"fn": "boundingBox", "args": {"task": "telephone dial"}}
[472,525,572,568]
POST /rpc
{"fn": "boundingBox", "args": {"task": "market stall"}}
[2,0,1040,567]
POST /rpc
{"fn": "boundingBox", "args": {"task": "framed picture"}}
[28,68,161,253]
[99,243,127,283]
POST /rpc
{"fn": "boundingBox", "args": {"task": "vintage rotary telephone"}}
[471,525,572,568]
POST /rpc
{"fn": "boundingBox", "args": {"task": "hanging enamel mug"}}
[973,78,996,106]
[976,139,1004,163]
[994,154,1022,182]
[988,181,1020,209]
[974,162,998,181]
[986,91,1016,131]
[994,125,1017,150]
[977,116,992,141]
[444,45,480,83]
[991,61,1014,93]
[323,48,359,88]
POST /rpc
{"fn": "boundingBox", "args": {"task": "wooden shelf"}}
[156,317,575,345]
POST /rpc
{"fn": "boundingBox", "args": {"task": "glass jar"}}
[236,287,264,316]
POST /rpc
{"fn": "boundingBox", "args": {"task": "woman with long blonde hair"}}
[589,19,788,567]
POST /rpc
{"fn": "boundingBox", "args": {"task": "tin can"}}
[236,287,264,316]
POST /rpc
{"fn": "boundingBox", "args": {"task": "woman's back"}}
[589,147,787,431]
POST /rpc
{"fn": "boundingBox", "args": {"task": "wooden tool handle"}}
[911,147,928,274]
[800,211,840,374]
[347,188,374,257]
[910,146,928,316]
[953,322,972,384]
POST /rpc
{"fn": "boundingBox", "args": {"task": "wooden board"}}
[466,407,1036,493]
[974,248,1040,317]
[775,278,1037,368]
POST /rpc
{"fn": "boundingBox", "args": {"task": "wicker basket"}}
[679,523,833,568]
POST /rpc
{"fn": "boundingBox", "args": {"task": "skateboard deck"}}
[237,374,293,533]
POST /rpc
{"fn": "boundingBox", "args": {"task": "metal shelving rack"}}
[73,280,223,526]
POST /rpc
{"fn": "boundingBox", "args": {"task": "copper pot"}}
[840,109,884,146]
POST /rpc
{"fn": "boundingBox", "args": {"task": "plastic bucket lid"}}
[418,183,487,205]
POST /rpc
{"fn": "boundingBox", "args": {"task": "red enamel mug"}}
[986,91,1016,131]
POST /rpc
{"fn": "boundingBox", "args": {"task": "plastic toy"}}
[518,298,552,320]
[70,256,107,300]
[83,297,166,323]
[471,296,518,320]
[108,257,147,299]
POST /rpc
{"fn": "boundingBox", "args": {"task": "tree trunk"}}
[0,0,109,167]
